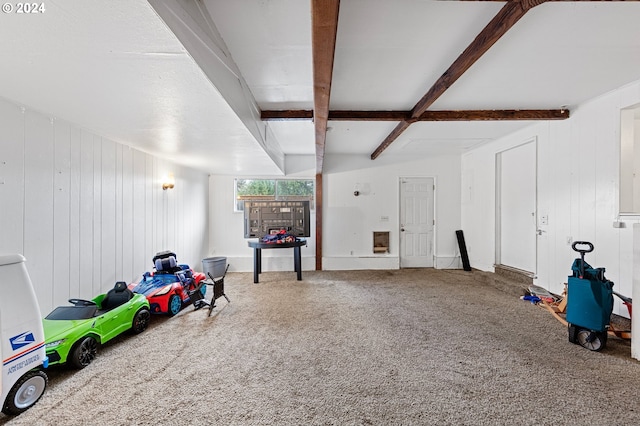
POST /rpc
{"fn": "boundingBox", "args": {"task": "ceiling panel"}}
[431,3,640,110]
[267,120,315,155]
[203,0,313,110]
[331,0,502,110]
[324,121,402,154]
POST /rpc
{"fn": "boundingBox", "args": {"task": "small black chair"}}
[102,281,133,311]
[188,265,230,317]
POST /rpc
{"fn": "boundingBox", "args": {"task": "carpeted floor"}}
[2,269,639,425]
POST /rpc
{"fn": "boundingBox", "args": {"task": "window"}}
[619,103,640,214]
[235,178,314,211]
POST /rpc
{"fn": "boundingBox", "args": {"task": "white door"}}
[400,177,434,268]
[497,140,537,273]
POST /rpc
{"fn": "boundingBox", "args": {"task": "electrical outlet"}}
[566,236,572,245]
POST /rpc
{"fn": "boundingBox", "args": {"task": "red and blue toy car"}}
[128,251,206,316]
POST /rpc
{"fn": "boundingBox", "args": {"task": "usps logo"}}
[9,331,35,351]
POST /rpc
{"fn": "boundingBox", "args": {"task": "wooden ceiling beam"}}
[416,109,569,121]
[370,0,547,160]
[311,0,340,174]
[261,109,569,121]
[262,110,315,120]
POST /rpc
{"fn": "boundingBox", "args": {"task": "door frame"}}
[495,137,538,275]
[399,176,436,268]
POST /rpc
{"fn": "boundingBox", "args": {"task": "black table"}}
[247,239,307,283]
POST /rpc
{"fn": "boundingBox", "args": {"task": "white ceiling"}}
[1,0,640,175]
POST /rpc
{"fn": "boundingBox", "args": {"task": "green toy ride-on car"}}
[43,281,150,369]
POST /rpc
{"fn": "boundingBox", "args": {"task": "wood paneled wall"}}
[0,97,209,314]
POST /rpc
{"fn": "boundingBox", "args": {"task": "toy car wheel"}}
[70,336,98,369]
[1,369,48,415]
[167,294,181,316]
[131,307,151,334]
[568,324,578,343]
[576,328,607,351]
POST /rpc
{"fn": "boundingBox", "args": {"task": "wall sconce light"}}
[353,183,360,197]
[162,173,175,190]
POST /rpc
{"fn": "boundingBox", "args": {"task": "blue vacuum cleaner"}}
[566,241,614,351]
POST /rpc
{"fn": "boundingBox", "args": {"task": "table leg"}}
[294,245,302,280]
[253,248,261,283]
[257,248,262,274]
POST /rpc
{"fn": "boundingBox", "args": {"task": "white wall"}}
[208,153,461,272]
[461,80,640,319]
[0,97,209,315]
[323,154,461,270]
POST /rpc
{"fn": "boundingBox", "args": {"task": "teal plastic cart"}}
[566,241,614,351]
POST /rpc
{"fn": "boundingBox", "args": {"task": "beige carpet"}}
[3,269,639,425]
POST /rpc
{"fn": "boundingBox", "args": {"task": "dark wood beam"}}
[262,109,569,121]
[370,0,547,160]
[261,110,315,120]
[311,0,340,174]
[416,109,569,121]
[262,109,407,121]
[311,0,339,271]
[315,173,323,271]
[329,110,407,121]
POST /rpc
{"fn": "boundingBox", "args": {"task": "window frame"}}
[619,103,640,216]
[234,178,315,212]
